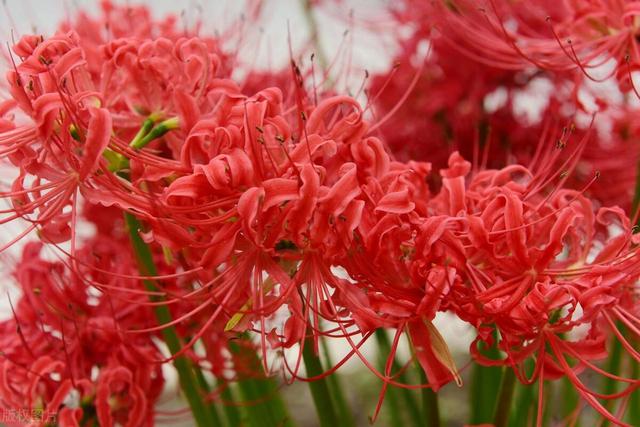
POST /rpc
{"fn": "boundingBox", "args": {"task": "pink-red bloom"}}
[0,1,639,426]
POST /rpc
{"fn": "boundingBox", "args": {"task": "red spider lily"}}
[58,0,230,81]
[0,0,242,252]
[1,1,640,426]
[370,2,640,211]
[0,241,164,427]
[435,151,640,425]
[368,36,552,169]
[430,0,640,89]
[1,28,114,245]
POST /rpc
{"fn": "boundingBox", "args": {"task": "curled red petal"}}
[79,107,112,180]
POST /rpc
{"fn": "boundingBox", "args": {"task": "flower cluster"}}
[0,1,639,426]
[369,0,640,211]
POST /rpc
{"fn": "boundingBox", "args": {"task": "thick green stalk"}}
[380,375,403,426]
[493,367,517,427]
[422,387,441,427]
[537,380,552,427]
[417,367,441,427]
[194,368,225,426]
[470,363,504,423]
[320,337,355,427]
[560,376,580,426]
[218,380,242,427]
[469,334,503,424]
[399,379,426,426]
[508,382,534,427]
[302,338,340,427]
[235,375,275,427]
[124,213,214,427]
[375,329,424,427]
[617,324,640,425]
[250,375,292,427]
[602,335,623,427]
[374,330,404,426]
[628,361,640,424]
[228,340,293,427]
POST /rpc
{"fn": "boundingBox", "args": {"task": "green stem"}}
[321,337,355,427]
[469,332,503,424]
[218,379,241,427]
[130,117,179,149]
[194,368,224,426]
[494,367,517,427]
[302,338,339,427]
[124,213,214,427]
[560,376,580,426]
[602,333,623,427]
[470,363,504,423]
[509,381,534,427]
[422,388,440,427]
[417,367,440,427]
[129,117,156,148]
[300,0,329,70]
[540,380,552,427]
[236,375,274,427]
[628,361,640,424]
[619,325,640,425]
[229,339,293,427]
[250,376,291,427]
[375,330,404,426]
[375,329,424,427]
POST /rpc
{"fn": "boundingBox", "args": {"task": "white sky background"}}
[0,0,397,76]
[0,0,475,380]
